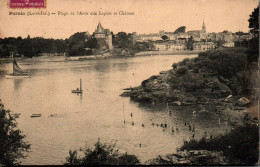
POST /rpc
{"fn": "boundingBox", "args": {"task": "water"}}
[0,55,228,165]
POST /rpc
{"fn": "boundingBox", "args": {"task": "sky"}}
[0,0,258,39]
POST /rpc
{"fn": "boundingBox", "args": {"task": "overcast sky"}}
[0,0,258,39]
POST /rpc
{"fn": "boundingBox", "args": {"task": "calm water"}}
[0,55,228,165]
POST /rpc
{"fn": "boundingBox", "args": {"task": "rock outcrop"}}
[122,48,258,115]
[122,61,233,105]
[145,149,229,165]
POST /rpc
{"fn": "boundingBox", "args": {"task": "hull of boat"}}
[66,56,86,61]
[71,90,83,93]
[31,114,41,117]
[5,75,30,79]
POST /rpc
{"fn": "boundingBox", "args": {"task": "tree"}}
[248,6,259,38]
[21,35,34,57]
[65,139,140,165]
[216,39,225,48]
[68,32,88,56]
[186,36,194,50]
[247,6,259,60]
[113,32,133,49]
[161,35,169,41]
[85,38,98,49]
[0,100,30,165]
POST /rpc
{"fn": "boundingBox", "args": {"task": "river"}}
[0,54,228,165]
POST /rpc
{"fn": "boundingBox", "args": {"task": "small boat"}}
[5,58,30,78]
[31,114,41,117]
[71,79,83,93]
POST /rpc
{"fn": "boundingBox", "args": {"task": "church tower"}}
[202,20,206,33]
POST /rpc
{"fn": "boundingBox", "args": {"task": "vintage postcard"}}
[0,0,259,165]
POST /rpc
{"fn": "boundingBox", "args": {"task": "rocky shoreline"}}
[122,48,258,121]
[145,149,229,165]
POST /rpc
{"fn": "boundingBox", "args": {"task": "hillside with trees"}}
[0,36,67,58]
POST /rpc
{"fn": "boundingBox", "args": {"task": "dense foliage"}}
[171,48,256,96]
[0,36,67,58]
[112,32,133,49]
[186,37,194,50]
[248,6,259,38]
[64,139,140,165]
[197,48,248,78]
[0,100,30,165]
[161,35,169,41]
[67,32,91,56]
[181,115,259,165]
[112,32,154,53]
[0,31,154,57]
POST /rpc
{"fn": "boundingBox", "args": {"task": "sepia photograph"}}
[0,0,259,165]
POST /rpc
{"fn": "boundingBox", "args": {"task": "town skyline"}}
[0,0,258,39]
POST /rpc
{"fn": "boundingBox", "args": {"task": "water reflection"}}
[94,61,111,73]
[73,92,83,102]
[112,62,129,72]
[13,79,24,92]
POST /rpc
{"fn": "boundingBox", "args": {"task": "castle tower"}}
[94,22,106,38]
[104,29,113,49]
[93,22,113,50]
[202,20,206,33]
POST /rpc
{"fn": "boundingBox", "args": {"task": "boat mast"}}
[11,52,14,75]
[13,59,14,75]
[80,79,82,91]
[123,102,125,124]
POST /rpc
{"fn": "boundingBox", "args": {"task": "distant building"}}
[135,33,162,42]
[168,42,186,51]
[154,41,186,51]
[233,32,253,42]
[84,31,91,42]
[223,42,235,47]
[201,20,206,33]
[188,21,207,40]
[193,41,216,51]
[159,30,165,36]
[133,20,243,51]
[93,22,113,50]
[154,43,167,51]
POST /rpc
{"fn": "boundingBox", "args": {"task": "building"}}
[193,41,216,51]
[188,21,207,40]
[223,42,235,47]
[168,42,186,51]
[154,43,167,51]
[154,41,186,51]
[201,20,206,33]
[135,33,162,42]
[93,22,113,50]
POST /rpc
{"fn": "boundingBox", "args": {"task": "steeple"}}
[202,20,206,33]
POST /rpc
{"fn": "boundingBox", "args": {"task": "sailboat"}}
[5,59,30,78]
[71,79,83,93]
